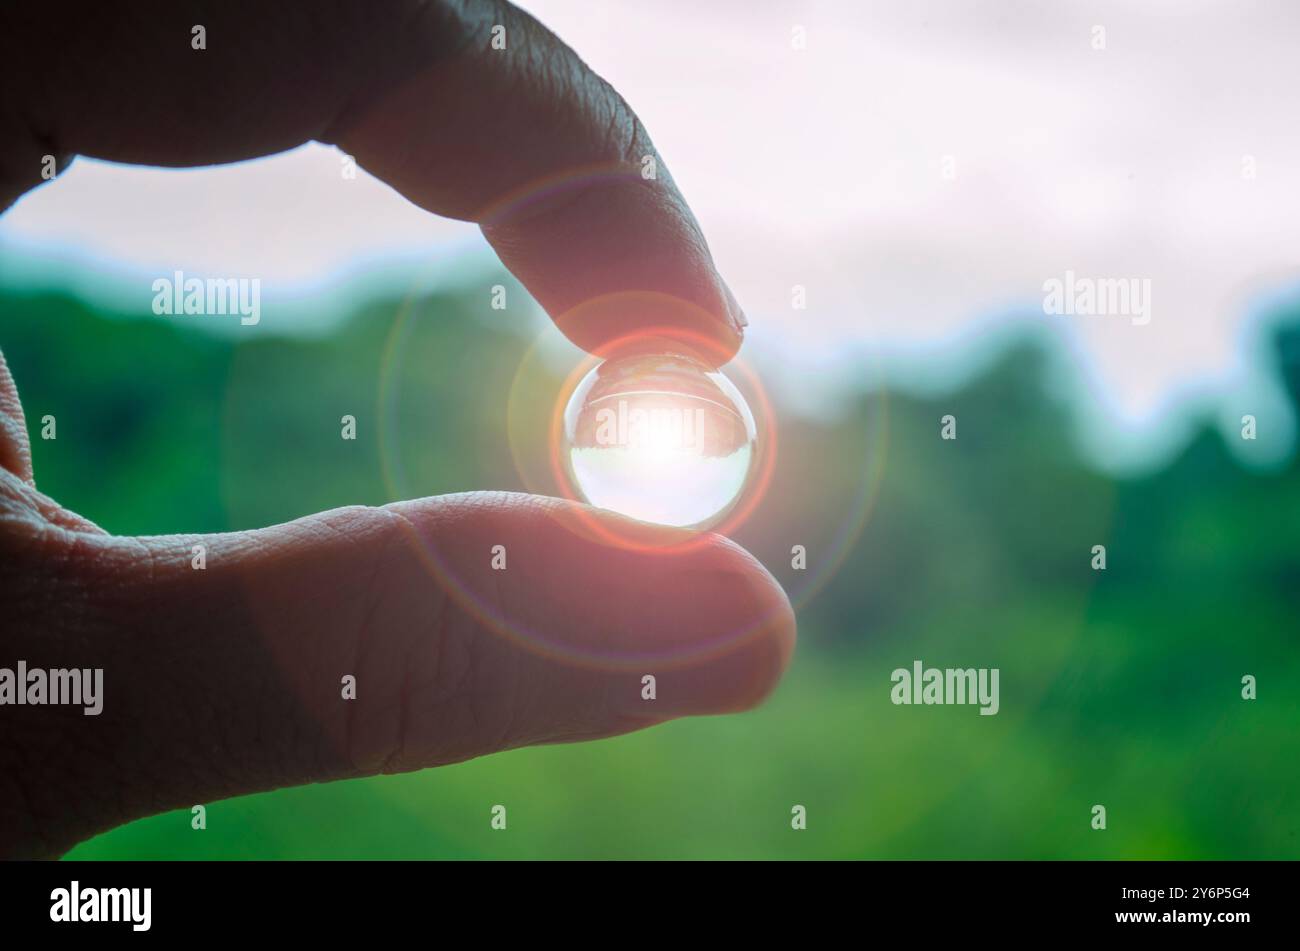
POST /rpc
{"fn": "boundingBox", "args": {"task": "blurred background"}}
[1,0,1298,858]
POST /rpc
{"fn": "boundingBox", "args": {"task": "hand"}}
[0,1,794,859]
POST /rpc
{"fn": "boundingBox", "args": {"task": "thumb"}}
[8,492,794,857]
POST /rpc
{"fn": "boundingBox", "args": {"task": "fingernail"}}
[722,282,748,330]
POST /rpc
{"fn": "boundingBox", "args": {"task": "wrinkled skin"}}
[0,0,794,859]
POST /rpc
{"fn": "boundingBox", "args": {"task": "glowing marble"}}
[562,352,758,530]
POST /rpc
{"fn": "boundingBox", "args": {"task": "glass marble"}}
[562,352,758,530]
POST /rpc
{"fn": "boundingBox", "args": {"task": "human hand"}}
[0,0,794,858]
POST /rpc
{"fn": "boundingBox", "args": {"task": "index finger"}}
[325,1,746,362]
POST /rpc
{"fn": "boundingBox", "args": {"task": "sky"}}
[2,0,1298,468]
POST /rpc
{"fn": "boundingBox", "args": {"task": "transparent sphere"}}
[562,352,758,530]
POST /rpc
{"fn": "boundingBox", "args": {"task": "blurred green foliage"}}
[3,283,1297,859]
